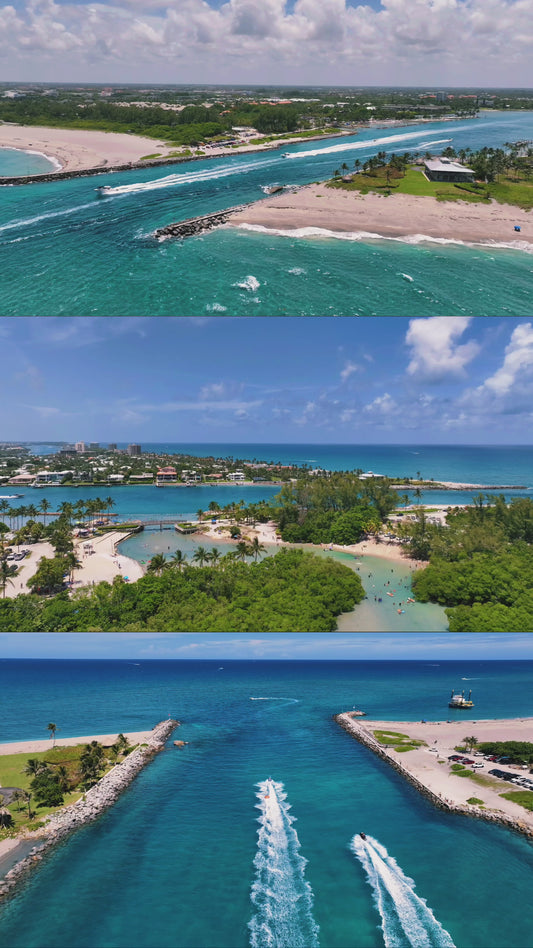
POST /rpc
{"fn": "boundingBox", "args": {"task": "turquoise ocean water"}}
[2,112,533,315]
[0,658,532,948]
[0,148,57,177]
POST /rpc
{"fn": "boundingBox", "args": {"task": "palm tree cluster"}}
[146,537,266,575]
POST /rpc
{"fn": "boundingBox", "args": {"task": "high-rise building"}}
[108,443,117,451]
[75,441,86,453]
[127,443,142,456]
[89,442,99,450]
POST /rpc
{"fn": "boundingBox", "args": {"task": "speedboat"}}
[359,832,367,840]
[95,186,112,198]
[281,153,290,158]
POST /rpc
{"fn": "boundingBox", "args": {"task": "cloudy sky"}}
[1,631,533,658]
[2,316,533,444]
[2,0,532,86]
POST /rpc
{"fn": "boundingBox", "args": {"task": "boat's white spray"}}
[351,835,456,948]
[249,779,319,948]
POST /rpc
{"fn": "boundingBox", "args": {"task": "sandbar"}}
[338,714,533,836]
[229,183,533,250]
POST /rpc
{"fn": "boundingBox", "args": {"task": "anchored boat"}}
[449,689,474,708]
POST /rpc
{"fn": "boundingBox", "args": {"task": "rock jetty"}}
[335,713,533,841]
[152,203,253,241]
[0,719,179,901]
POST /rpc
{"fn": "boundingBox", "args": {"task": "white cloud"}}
[2,0,533,83]
[363,392,398,415]
[406,316,480,381]
[340,360,359,382]
[482,322,533,396]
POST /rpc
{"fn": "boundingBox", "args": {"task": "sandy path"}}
[230,183,533,249]
[72,531,144,587]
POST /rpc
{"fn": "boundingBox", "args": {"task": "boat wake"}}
[249,779,319,948]
[284,126,470,160]
[96,156,280,197]
[351,834,455,948]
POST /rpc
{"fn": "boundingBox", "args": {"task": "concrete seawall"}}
[0,718,179,900]
[335,712,533,840]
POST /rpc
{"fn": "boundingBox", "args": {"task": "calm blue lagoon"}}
[2,112,533,315]
[0,659,532,948]
[0,148,58,177]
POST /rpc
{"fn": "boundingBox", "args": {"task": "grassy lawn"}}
[373,730,426,752]
[500,790,533,812]
[449,765,500,788]
[327,166,533,209]
[0,741,135,839]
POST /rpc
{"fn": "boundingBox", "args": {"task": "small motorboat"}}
[359,832,367,840]
[95,186,112,198]
[281,153,290,158]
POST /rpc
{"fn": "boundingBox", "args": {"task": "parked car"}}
[472,763,484,769]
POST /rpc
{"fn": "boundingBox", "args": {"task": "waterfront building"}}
[424,157,474,182]
[127,444,142,456]
[227,471,245,481]
[75,441,86,453]
[156,466,178,485]
[33,470,74,486]
[108,443,117,451]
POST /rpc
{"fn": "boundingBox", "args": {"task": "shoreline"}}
[228,183,533,252]
[0,719,179,900]
[336,713,533,839]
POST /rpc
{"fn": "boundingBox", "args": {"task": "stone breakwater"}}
[0,719,179,901]
[152,203,254,241]
[335,713,533,841]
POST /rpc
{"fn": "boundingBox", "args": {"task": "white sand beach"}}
[0,124,292,175]
[0,729,157,757]
[230,183,533,249]
[341,715,533,833]
[4,530,143,597]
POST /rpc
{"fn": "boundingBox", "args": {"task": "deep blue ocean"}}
[2,112,533,315]
[0,658,532,948]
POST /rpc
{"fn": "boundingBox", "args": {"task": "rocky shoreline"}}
[335,713,533,840]
[0,718,179,901]
[152,203,254,241]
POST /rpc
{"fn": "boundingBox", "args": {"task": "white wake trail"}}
[285,126,471,159]
[100,157,280,196]
[249,779,319,948]
[351,835,456,948]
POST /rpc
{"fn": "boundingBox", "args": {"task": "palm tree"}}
[209,548,221,569]
[196,509,204,524]
[25,503,38,521]
[63,551,80,585]
[170,549,187,572]
[463,736,478,754]
[0,499,10,524]
[105,496,115,520]
[414,487,423,505]
[24,758,47,777]
[235,540,251,562]
[56,765,70,792]
[11,789,26,812]
[39,497,51,527]
[250,537,265,562]
[147,553,167,575]
[192,546,208,568]
[0,558,14,599]
[47,723,58,747]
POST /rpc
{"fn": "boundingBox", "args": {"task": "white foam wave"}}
[234,223,533,255]
[234,275,260,291]
[288,267,306,275]
[249,779,319,948]
[351,834,455,948]
[249,697,299,702]
[99,157,280,196]
[400,273,414,282]
[205,302,227,312]
[284,126,471,159]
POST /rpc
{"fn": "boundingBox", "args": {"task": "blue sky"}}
[2,316,533,445]
[1,632,532,659]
